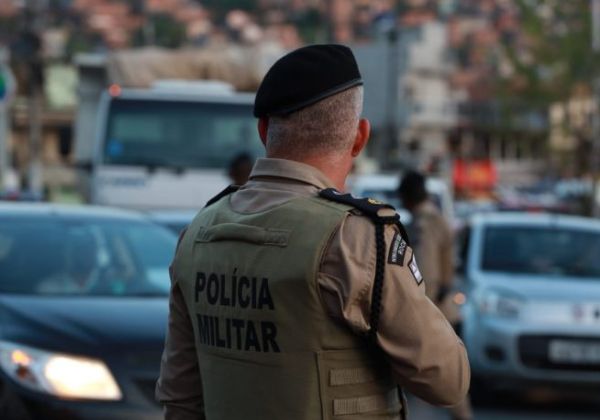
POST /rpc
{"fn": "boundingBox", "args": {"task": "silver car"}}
[459,212,600,389]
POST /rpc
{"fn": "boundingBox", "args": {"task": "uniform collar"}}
[414,200,437,215]
[249,158,337,190]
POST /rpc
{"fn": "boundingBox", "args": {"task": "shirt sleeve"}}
[318,214,470,407]
[156,232,205,420]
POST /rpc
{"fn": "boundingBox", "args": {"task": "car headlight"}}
[0,341,122,401]
[477,289,524,319]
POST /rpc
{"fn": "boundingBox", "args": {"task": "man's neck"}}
[267,153,350,191]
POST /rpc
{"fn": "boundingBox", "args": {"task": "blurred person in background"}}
[37,231,100,294]
[398,170,474,420]
[37,229,133,296]
[228,152,254,185]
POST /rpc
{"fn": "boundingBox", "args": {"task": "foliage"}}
[293,8,325,44]
[132,13,187,48]
[201,0,257,20]
[504,0,599,105]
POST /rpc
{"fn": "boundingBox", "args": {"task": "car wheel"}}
[0,381,32,420]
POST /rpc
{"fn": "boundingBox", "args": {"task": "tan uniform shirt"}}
[156,158,470,420]
[410,201,454,303]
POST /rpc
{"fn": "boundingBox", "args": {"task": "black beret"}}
[253,44,363,118]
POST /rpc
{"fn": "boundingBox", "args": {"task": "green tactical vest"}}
[173,194,403,420]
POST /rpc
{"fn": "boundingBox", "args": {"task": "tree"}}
[502,0,599,106]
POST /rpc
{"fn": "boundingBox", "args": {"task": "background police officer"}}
[227,152,254,186]
[156,44,470,420]
[398,170,474,420]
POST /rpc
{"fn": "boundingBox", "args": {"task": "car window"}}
[154,221,189,235]
[0,218,176,296]
[481,226,600,278]
[104,99,263,169]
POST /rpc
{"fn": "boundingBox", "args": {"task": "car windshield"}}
[163,222,189,235]
[103,98,263,169]
[0,217,177,296]
[481,226,600,278]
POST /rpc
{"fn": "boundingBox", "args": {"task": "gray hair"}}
[266,86,363,158]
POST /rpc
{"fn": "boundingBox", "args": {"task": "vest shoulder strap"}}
[205,185,240,208]
[318,188,396,221]
[318,187,412,342]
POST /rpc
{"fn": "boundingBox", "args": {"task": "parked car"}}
[458,212,600,392]
[147,210,197,235]
[0,203,177,419]
[453,199,498,231]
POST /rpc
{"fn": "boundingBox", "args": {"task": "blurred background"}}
[0,0,599,211]
[1,1,600,419]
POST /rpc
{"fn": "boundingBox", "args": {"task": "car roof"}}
[350,173,449,193]
[471,212,600,231]
[350,174,399,190]
[0,202,149,222]
[147,210,198,223]
[114,89,255,105]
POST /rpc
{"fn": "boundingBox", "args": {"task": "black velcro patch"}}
[388,232,407,266]
[318,188,396,219]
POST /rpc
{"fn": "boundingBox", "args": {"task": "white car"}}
[458,212,600,392]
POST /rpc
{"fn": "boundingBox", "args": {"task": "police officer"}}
[227,152,254,185]
[398,171,454,306]
[398,170,473,420]
[156,44,470,420]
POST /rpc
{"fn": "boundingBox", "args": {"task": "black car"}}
[0,203,177,419]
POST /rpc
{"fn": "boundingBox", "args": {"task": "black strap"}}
[369,221,386,341]
[205,185,240,208]
[319,188,396,218]
[318,188,411,340]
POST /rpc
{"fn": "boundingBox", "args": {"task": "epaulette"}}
[318,188,396,221]
[205,185,240,208]
[319,187,411,342]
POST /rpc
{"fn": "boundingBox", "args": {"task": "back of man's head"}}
[266,86,363,159]
[254,45,366,164]
[398,170,428,209]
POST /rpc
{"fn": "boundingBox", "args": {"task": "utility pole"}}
[384,26,400,169]
[592,0,600,216]
[24,0,46,196]
[0,47,16,190]
[140,0,155,46]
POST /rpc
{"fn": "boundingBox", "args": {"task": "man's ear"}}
[351,118,370,157]
[258,117,269,147]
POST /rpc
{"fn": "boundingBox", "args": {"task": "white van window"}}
[103,98,263,169]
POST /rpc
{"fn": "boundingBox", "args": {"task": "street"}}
[407,392,600,419]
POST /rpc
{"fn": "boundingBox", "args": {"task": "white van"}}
[88,81,263,210]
